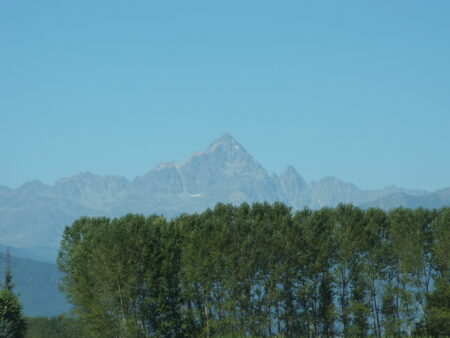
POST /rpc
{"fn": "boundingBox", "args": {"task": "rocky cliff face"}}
[0,133,448,260]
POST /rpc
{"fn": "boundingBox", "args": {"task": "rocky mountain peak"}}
[206,133,247,155]
[180,133,263,177]
[17,180,50,194]
[281,165,300,180]
[170,133,270,197]
[278,165,317,208]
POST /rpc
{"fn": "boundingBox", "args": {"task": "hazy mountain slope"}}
[53,172,129,210]
[362,187,450,209]
[0,187,102,260]
[0,185,12,194]
[0,244,51,263]
[0,251,69,317]
[310,177,429,208]
[309,176,369,207]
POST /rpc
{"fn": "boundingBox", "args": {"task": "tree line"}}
[57,203,450,337]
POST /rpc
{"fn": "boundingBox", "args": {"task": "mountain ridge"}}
[1,133,449,261]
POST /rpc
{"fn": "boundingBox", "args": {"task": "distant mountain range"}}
[0,250,69,317]
[1,133,449,262]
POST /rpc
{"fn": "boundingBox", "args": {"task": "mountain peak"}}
[209,133,238,147]
[282,165,299,177]
[19,180,46,189]
[17,180,51,194]
[217,132,234,142]
[207,133,247,154]
[280,165,308,190]
[74,171,94,178]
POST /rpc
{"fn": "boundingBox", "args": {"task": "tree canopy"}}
[58,203,450,337]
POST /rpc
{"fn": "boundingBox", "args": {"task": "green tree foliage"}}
[58,204,450,337]
[424,208,450,336]
[0,249,27,338]
[58,215,186,337]
[25,315,81,338]
[0,289,27,338]
[425,277,450,336]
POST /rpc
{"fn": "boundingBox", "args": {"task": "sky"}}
[1,0,449,191]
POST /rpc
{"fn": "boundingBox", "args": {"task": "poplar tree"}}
[425,208,450,336]
[57,203,450,337]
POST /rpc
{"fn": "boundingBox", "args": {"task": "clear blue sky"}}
[1,0,449,191]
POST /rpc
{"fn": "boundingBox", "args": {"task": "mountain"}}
[53,172,129,210]
[120,133,279,215]
[277,166,319,209]
[0,251,70,317]
[309,178,427,207]
[0,133,449,262]
[0,187,102,262]
[361,187,450,209]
